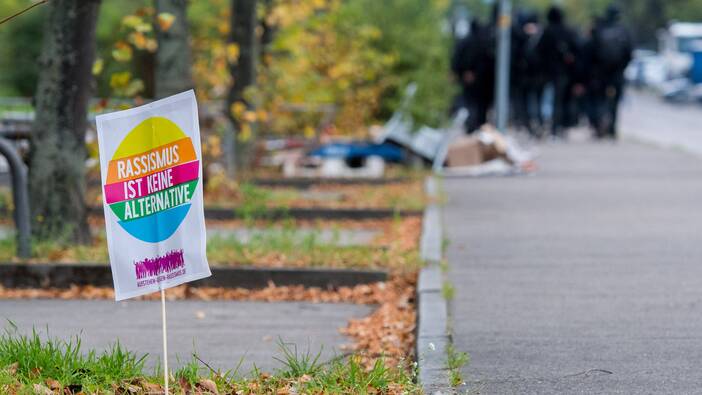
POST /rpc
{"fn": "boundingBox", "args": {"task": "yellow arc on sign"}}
[112,117,187,160]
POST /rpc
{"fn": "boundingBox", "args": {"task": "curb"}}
[86,206,423,221]
[416,176,452,394]
[0,264,387,290]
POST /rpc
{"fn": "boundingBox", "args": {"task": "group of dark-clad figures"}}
[452,4,633,140]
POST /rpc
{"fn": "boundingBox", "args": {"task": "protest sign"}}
[96,90,210,301]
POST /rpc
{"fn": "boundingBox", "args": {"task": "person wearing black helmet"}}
[590,4,633,139]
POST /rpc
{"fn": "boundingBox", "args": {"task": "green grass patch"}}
[0,330,420,394]
[203,179,427,216]
[207,231,422,270]
[0,325,146,393]
[441,281,455,301]
[446,343,470,387]
[0,224,421,270]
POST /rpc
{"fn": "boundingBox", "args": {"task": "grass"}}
[441,281,455,301]
[442,237,450,253]
[446,344,470,387]
[0,237,109,263]
[233,183,296,222]
[0,325,146,393]
[195,178,426,214]
[0,330,420,394]
[439,259,449,274]
[206,224,421,269]
[0,222,421,270]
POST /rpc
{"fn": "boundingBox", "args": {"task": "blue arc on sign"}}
[118,204,191,243]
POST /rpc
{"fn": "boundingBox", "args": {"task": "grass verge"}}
[0,330,420,394]
[0,219,421,270]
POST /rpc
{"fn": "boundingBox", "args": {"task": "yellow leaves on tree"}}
[109,71,144,98]
[111,41,133,62]
[92,58,104,76]
[188,0,395,137]
[190,0,231,100]
[226,43,240,65]
[105,7,159,99]
[156,12,176,32]
[254,0,395,137]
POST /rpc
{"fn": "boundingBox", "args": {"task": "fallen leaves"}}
[0,280,385,304]
[32,383,52,395]
[340,273,416,369]
[196,378,219,394]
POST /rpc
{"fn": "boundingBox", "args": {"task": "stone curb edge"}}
[0,264,387,290]
[416,176,452,394]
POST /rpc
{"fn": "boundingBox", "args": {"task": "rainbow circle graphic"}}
[103,117,199,243]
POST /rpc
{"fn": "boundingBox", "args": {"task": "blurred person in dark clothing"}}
[536,6,580,138]
[451,19,481,124]
[512,10,544,138]
[577,17,603,132]
[589,5,632,139]
[451,16,496,133]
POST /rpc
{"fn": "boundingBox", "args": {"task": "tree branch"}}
[0,0,49,26]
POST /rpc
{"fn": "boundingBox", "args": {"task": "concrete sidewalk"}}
[0,299,372,374]
[621,91,702,157]
[444,141,702,394]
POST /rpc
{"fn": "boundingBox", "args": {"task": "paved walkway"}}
[445,139,702,393]
[621,91,702,156]
[0,300,372,373]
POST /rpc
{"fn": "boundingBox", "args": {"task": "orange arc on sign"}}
[105,138,196,184]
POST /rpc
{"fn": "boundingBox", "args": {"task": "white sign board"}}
[96,90,210,300]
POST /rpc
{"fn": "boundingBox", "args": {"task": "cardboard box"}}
[446,136,484,167]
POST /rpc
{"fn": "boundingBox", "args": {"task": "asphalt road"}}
[0,299,372,374]
[445,120,702,392]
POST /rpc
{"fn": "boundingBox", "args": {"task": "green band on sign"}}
[109,180,198,222]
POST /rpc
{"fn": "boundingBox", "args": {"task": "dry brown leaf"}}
[178,376,192,393]
[197,378,219,394]
[6,362,18,375]
[45,379,60,390]
[32,383,52,395]
[141,382,162,393]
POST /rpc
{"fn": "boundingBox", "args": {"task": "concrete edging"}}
[416,176,452,394]
[0,264,387,290]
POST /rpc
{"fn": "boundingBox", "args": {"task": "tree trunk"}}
[226,0,258,173]
[155,0,193,98]
[30,0,101,244]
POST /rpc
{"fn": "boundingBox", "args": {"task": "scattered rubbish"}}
[309,141,404,163]
[283,154,386,178]
[259,84,538,179]
[438,125,537,177]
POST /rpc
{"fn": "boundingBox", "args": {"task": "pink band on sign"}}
[103,160,199,204]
